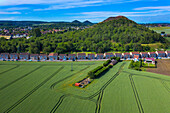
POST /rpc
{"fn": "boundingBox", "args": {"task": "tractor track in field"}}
[50,66,91,89]
[50,94,70,113]
[3,66,64,113]
[50,63,125,113]
[95,90,104,113]
[159,80,170,93]
[0,65,20,75]
[0,65,43,91]
[123,71,170,82]
[129,75,144,113]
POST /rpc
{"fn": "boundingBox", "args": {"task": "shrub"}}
[103,59,111,67]
[94,66,110,78]
[88,65,103,78]
[108,65,113,68]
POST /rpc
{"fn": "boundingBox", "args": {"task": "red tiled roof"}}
[77,53,86,55]
[49,53,58,56]
[115,53,122,55]
[157,51,165,53]
[166,51,170,53]
[96,53,104,55]
[88,54,95,56]
[105,53,113,55]
[1,53,9,55]
[131,52,140,54]
[39,54,47,56]
[149,52,156,54]
[10,53,19,55]
[124,53,130,55]
[59,54,67,56]
[146,58,155,61]
[30,54,39,56]
[134,55,139,59]
[68,54,76,56]
[140,52,148,54]
[20,53,29,55]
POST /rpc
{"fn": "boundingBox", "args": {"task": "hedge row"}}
[111,57,120,62]
[88,65,103,79]
[103,59,111,67]
[94,66,110,78]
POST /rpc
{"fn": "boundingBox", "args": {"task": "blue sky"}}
[0,0,169,23]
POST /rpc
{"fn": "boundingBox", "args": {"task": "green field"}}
[149,27,170,34]
[0,61,169,113]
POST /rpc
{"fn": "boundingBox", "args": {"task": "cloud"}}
[134,6,170,11]
[32,0,142,11]
[0,0,80,6]
[0,17,16,20]
[68,9,170,22]
[5,7,29,11]
[0,12,21,14]
[34,0,104,11]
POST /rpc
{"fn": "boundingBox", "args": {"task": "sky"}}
[0,0,170,23]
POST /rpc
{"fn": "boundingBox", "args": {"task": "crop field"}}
[149,27,170,34]
[0,61,170,113]
[147,60,170,76]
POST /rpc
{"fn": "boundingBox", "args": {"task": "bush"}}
[116,57,120,62]
[94,66,110,78]
[103,59,111,67]
[108,65,113,68]
[88,65,103,78]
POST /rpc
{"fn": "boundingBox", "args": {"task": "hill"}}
[72,20,82,24]
[83,20,93,25]
[0,16,168,54]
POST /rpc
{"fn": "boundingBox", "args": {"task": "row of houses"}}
[0,51,170,61]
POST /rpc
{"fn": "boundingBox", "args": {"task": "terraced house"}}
[77,53,86,60]
[122,53,130,59]
[130,52,140,58]
[114,53,122,58]
[96,53,104,59]
[30,54,39,60]
[19,53,29,60]
[39,54,48,61]
[165,51,170,58]
[156,51,166,58]
[148,52,156,58]
[59,54,67,60]
[140,52,149,58]
[68,54,76,60]
[49,53,58,61]
[0,53,9,60]
[9,53,19,60]
[104,53,114,59]
[87,54,95,60]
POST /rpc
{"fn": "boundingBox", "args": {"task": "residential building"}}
[140,52,148,58]
[77,53,86,59]
[96,53,104,59]
[19,53,29,60]
[114,53,122,58]
[68,54,76,60]
[87,54,95,60]
[49,53,58,61]
[148,52,156,58]
[39,54,48,61]
[10,53,19,60]
[104,53,114,59]
[30,54,39,60]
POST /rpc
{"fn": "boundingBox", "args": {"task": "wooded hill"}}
[0,16,169,54]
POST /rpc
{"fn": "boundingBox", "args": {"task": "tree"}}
[33,28,41,37]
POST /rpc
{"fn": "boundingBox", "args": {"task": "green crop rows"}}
[0,61,169,113]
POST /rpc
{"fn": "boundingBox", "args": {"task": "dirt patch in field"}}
[147,60,170,76]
